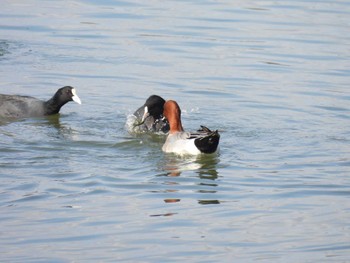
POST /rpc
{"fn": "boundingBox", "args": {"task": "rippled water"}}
[1,0,350,262]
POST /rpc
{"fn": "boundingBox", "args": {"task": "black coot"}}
[133,95,169,133]
[0,86,81,119]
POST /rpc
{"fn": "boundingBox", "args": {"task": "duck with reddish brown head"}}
[162,100,220,155]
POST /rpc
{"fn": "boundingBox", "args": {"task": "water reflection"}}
[150,212,178,217]
[0,114,75,141]
[156,153,221,205]
[198,200,220,205]
[161,154,201,177]
[0,40,10,58]
[39,114,77,140]
[161,153,220,178]
[195,154,220,180]
[45,114,62,128]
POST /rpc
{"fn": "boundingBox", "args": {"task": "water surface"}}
[1,0,350,262]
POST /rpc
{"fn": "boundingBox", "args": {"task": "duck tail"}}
[197,125,212,133]
[194,127,220,154]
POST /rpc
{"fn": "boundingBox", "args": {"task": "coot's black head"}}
[45,86,81,115]
[53,86,82,105]
[142,95,166,120]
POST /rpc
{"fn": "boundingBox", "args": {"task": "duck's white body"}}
[162,132,201,155]
[162,100,220,156]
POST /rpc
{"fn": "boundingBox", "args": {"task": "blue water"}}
[1,0,350,262]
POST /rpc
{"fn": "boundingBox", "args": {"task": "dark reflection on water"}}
[150,212,178,217]
[0,114,77,141]
[0,40,10,57]
[160,152,220,178]
[43,114,79,140]
[195,154,220,180]
[198,200,220,205]
[153,153,222,205]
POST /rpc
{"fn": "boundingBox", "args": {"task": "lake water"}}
[1,0,350,262]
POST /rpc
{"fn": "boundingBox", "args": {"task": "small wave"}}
[125,113,169,137]
[0,40,10,58]
[125,114,140,134]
